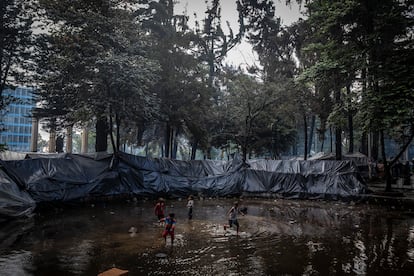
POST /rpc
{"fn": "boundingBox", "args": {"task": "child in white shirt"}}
[187,195,194,220]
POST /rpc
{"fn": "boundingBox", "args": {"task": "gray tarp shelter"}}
[309,152,370,179]
[0,167,35,218]
[0,152,367,218]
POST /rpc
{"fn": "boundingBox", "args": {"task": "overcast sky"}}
[175,0,302,66]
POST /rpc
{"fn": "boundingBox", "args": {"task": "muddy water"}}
[1,198,414,275]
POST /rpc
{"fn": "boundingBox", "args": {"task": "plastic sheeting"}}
[0,152,367,218]
[309,152,370,180]
[245,159,366,199]
[0,167,36,218]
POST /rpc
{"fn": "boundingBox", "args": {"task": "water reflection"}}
[0,250,33,276]
[0,199,413,275]
[0,218,34,249]
[57,239,94,275]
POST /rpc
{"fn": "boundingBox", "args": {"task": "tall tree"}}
[298,0,363,160]
[0,0,37,110]
[358,0,414,190]
[298,0,413,190]
[188,0,243,159]
[194,0,242,93]
[238,0,315,159]
[37,0,161,152]
[137,0,214,159]
[214,68,292,162]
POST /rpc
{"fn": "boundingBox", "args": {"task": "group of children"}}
[154,196,245,246]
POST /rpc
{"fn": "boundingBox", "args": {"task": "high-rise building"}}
[0,87,34,152]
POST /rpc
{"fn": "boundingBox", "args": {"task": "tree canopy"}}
[0,0,413,186]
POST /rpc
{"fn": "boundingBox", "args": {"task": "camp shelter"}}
[0,152,367,218]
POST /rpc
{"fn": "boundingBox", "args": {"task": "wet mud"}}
[1,198,414,275]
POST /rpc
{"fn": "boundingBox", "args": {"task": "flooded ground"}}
[1,198,414,275]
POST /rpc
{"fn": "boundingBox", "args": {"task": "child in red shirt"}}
[154,198,165,221]
[160,213,176,245]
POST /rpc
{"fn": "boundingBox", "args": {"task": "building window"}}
[0,87,34,151]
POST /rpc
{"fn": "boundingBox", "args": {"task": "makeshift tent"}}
[0,166,36,218]
[0,152,367,218]
[309,152,370,179]
[245,159,366,199]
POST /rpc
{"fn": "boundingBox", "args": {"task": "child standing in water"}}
[187,195,194,220]
[225,201,244,236]
[160,213,176,245]
[154,198,165,222]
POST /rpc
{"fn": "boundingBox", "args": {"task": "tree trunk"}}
[135,123,145,147]
[115,113,121,152]
[242,144,248,163]
[348,113,354,153]
[334,85,342,160]
[95,116,108,152]
[271,122,276,158]
[308,115,315,155]
[30,117,39,152]
[303,114,308,160]
[320,139,325,152]
[380,130,393,192]
[371,131,379,161]
[172,128,178,159]
[81,127,88,154]
[360,68,368,156]
[65,125,73,153]
[48,124,56,153]
[164,123,171,158]
[346,85,354,153]
[292,120,299,156]
[108,113,116,153]
[191,140,198,160]
[329,127,333,152]
[164,123,175,158]
[360,132,368,156]
[242,113,251,163]
[335,127,342,160]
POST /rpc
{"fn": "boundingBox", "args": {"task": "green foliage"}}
[212,68,295,160]
[3,0,412,163]
[0,0,38,112]
[35,0,161,149]
[355,0,414,142]
[193,0,242,89]
[239,0,413,163]
[0,143,8,152]
[137,0,214,157]
[237,1,315,158]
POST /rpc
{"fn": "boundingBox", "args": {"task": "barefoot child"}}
[160,213,176,245]
[225,201,244,235]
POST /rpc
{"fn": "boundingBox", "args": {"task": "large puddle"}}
[1,198,414,275]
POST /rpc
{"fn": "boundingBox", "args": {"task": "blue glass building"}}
[0,87,34,152]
